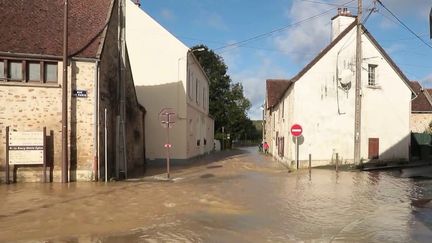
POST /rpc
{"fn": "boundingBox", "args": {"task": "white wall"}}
[360,34,411,161]
[126,1,189,160]
[273,25,411,166]
[186,54,213,158]
[126,1,214,160]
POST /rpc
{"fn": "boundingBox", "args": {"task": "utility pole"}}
[61,0,69,183]
[116,0,127,179]
[354,0,362,164]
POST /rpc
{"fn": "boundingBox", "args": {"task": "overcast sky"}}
[139,0,432,120]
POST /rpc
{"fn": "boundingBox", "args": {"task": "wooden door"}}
[368,138,379,159]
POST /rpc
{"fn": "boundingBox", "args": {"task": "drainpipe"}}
[61,0,69,183]
[94,60,99,181]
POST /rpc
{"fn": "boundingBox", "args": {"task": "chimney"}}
[133,0,141,6]
[331,8,355,40]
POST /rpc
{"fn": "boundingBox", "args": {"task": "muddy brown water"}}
[1,147,432,242]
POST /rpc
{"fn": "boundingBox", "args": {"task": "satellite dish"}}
[339,69,352,85]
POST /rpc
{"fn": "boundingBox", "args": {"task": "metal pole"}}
[354,0,362,165]
[5,126,9,184]
[336,153,339,172]
[309,153,311,172]
[166,114,171,179]
[296,136,299,170]
[61,0,69,183]
[119,0,127,179]
[104,108,108,183]
[93,61,99,181]
[43,127,47,183]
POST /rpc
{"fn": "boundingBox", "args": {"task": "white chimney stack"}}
[331,8,355,40]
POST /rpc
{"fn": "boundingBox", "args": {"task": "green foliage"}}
[426,120,432,134]
[192,44,260,142]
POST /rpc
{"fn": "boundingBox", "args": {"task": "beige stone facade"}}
[0,0,146,183]
[410,113,432,133]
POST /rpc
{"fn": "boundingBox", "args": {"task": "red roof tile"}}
[409,81,432,112]
[266,79,293,109]
[0,0,113,58]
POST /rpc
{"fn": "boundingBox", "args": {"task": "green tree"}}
[192,44,258,144]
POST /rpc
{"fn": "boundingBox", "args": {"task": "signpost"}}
[159,108,176,179]
[5,127,47,183]
[291,124,302,170]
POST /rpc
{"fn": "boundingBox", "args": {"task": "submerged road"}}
[1,147,432,242]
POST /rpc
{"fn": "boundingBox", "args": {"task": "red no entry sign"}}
[291,124,302,137]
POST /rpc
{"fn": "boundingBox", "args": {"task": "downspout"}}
[94,60,99,181]
[61,0,69,183]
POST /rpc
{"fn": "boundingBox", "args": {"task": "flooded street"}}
[1,147,432,242]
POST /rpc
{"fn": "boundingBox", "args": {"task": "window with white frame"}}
[187,69,191,98]
[368,64,377,86]
[196,78,199,104]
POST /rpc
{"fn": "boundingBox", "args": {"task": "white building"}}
[126,0,214,164]
[265,9,414,167]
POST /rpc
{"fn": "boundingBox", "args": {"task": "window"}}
[282,100,284,119]
[45,62,58,83]
[9,61,22,80]
[0,61,4,79]
[196,78,199,103]
[28,62,41,82]
[368,64,377,86]
[203,87,205,108]
[0,59,58,84]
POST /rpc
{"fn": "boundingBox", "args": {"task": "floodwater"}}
[1,147,432,242]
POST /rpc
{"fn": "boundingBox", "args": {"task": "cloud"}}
[421,73,432,87]
[204,12,228,31]
[274,0,335,64]
[224,51,288,120]
[160,9,175,21]
[374,0,431,18]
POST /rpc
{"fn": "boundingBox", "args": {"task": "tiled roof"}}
[0,0,113,58]
[266,79,293,109]
[409,81,432,112]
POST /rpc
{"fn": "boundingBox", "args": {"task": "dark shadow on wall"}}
[46,130,55,182]
[134,81,186,163]
[69,61,78,181]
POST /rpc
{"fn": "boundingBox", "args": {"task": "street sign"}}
[291,124,303,137]
[159,108,176,128]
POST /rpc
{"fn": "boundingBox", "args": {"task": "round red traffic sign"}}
[291,124,302,137]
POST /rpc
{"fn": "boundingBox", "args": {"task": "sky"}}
[138,0,432,120]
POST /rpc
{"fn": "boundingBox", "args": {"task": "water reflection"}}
[1,147,432,242]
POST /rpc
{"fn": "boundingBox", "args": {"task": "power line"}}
[376,0,432,49]
[300,0,355,7]
[214,0,356,52]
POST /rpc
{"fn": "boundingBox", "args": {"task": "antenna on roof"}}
[133,0,141,6]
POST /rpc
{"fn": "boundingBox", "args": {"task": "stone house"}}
[0,0,145,182]
[126,0,214,165]
[409,81,432,133]
[265,9,415,167]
